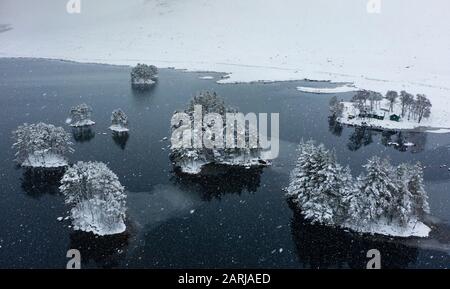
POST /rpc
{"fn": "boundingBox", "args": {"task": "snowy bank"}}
[337,99,444,132]
[297,85,359,94]
[175,153,271,175]
[22,153,68,168]
[344,219,431,238]
[70,200,126,236]
[69,119,95,128]
[109,125,129,133]
[1,0,450,132]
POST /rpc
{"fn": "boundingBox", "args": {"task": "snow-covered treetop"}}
[111,109,128,128]
[287,140,431,237]
[69,103,95,127]
[185,90,236,117]
[12,122,73,164]
[131,63,158,81]
[286,139,353,225]
[60,161,126,207]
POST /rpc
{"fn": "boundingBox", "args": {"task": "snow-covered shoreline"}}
[337,99,450,133]
[1,0,450,133]
[344,219,431,238]
[21,153,68,168]
[297,85,359,94]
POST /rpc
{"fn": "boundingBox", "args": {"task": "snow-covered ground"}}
[338,99,450,133]
[70,200,126,236]
[67,119,95,127]
[345,219,431,238]
[131,78,155,85]
[109,125,129,133]
[21,153,68,168]
[297,85,359,94]
[176,155,271,174]
[1,1,450,131]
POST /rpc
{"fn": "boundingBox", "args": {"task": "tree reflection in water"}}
[21,167,66,198]
[329,119,427,153]
[171,165,264,201]
[112,131,129,150]
[69,230,130,268]
[289,207,419,269]
[72,126,95,143]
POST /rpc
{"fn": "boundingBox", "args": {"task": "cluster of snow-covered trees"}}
[12,123,73,168]
[11,105,130,236]
[286,140,431,237]
[68,103,129,133]
[170,90,268,174]
[109,109,129,132]
[394,91,432,123]
[130,63,158,87]
[348,90,432,123]
[69,103,96,127]
[60,161,127,236]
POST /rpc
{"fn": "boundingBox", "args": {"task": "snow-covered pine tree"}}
[404,163,430,219]
[286,141,431,237]
[69,103,95,127]
[130,63,158,86]
[109,109,129,132]
[12,122,73,168]
[59,161,127,236]
[286,140,354,226]
[356,156,398,225]
[395,163,415,226]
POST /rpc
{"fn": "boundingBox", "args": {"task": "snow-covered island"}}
[130,63,158,88]
[330,90,435,132]
[170,91,271,174]
[286,140,431,238]
[67,103,95,127]
[60,161,127,236]
[12,123,73,168]
[109,109,129,133]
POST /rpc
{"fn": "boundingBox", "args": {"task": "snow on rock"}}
[199,76,214,80]
[296,85,359,94]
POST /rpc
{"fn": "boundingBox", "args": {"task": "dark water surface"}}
[0,58,449,268]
